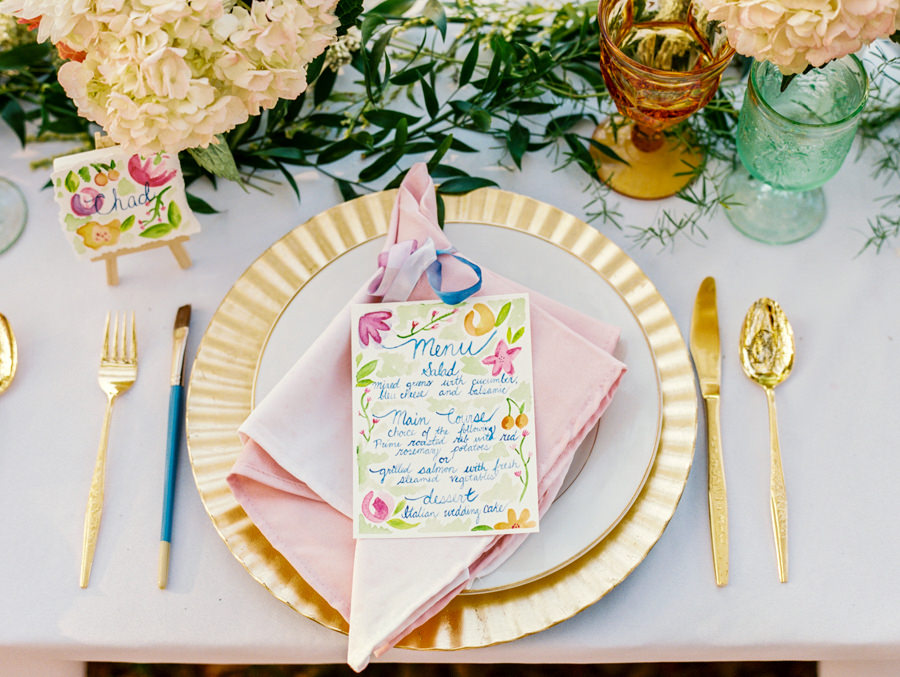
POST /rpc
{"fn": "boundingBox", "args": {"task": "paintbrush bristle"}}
[174,304,191,330]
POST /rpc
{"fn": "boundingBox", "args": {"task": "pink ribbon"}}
[367,237,438,302]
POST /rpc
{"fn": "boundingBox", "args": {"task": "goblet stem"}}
[591,120,704,199]
[631,125,665,153]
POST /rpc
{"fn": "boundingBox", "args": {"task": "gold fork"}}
[80,312,138,588]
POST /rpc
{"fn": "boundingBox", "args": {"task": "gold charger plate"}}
[186,187,697,651]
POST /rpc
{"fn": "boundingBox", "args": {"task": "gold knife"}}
[690,276,729,586]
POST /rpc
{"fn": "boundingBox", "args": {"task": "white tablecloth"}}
[1,118,898,675]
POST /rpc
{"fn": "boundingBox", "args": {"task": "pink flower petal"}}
[361,490,394,523]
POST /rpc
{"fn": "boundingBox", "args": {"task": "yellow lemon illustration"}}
[464,302,495,336]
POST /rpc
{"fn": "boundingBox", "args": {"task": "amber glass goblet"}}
[593,0,735,199]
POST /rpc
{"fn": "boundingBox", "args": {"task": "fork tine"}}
[114,312,122,361]
[101,312,110,360]
[128,312,137,362]
[118,312,125,362]
[120,312,127,362]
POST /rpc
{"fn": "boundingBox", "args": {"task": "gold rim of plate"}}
[185,187,697,651]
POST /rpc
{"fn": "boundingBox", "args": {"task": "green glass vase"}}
[724,56,868,244]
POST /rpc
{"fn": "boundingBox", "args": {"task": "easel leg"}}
[168,241,192,269]
[105,257,119,286]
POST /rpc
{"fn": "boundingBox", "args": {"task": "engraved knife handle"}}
[705,394,729,586]
[766,386,788,583]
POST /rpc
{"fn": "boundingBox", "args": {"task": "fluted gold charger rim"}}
[185,187,697,650]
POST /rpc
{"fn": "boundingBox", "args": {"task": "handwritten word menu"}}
[350,294,539,539]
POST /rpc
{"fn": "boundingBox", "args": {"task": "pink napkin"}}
[228,164,626,671]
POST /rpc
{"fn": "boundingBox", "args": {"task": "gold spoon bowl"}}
[739,297,794,583]
[0,312,17,394]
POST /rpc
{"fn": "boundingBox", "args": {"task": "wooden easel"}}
[91,236,192,286]
[90,133,193,286]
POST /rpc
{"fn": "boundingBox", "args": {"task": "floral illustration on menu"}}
[350,294,539,539]
[358,310,392,347]
[51,145,201,259]
[491,508,537,531]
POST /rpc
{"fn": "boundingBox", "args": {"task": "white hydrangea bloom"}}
[1,0,339,151]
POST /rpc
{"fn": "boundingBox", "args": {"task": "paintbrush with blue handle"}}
[159,304,190,589]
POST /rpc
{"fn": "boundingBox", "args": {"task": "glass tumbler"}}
[0,177,27,254]
[724,56,868,244]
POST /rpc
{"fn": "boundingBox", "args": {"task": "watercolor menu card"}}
[350,294,539,539]
[51,145,200,258]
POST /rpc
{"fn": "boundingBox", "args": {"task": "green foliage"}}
[255,0,617,213]
[187,136,244,186]
[185,192,220,214]
[2,4,899,251]
[336,0,364,36]
[0,40,90,144]
[856,43,900,254]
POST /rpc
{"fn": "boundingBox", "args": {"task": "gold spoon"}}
[0,312,17,394]
[739,297,794,583]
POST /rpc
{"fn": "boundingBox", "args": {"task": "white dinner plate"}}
[186,187,696,650]
[254,220,662,592]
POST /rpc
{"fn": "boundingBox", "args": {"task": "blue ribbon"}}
[426,247,482,305]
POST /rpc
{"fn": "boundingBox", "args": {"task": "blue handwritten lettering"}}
[97,183,155,216]
[390,410,428,426]
[434,408,497,425]
[383,330,496,360]
[421,361,459,377]
[406,487,480,505]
